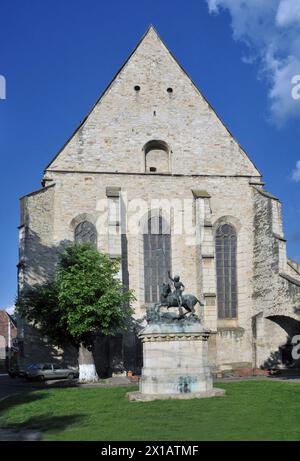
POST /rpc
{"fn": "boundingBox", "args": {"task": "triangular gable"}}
[45,26,261,177]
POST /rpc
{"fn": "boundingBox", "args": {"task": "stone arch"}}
[140,208,171,235]
[212,215,242,237]
[69,214,98,247]
[254,314,300,369]
[143,140,170,173]
[70,213,97,230]
[74,221,97,248]
[267,315,300,337]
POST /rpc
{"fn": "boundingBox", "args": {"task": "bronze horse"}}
[159,282,204,316]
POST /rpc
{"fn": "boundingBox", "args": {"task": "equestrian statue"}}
[146,271,205,323]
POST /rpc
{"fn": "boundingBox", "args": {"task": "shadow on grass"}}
[0,389,47,412]
[0,390,86,440]
[0,413,85,441]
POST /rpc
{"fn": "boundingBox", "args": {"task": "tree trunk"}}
[78,343,99,383]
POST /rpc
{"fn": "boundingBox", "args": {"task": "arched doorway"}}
[253,314,300,370]
[267,315,300,367]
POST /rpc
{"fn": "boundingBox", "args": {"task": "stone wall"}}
[19,184,57,290]
[20,171,259,371]
[252,187,300,367]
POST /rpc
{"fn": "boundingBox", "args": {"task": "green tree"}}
[16,244,135,382]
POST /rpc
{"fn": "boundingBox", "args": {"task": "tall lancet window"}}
[215,223,238,319]
[74,221,97,247]
[143,215,171,303]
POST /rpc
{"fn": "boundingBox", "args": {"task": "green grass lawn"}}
[1,381,300,440]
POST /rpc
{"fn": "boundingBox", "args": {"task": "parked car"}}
[8,364,27,378]
[8,365,20,378]
[25,363,79,381]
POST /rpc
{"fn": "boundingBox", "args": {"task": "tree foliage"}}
[16,244,135,347]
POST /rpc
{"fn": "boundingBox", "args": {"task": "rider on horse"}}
[168,271,185,307]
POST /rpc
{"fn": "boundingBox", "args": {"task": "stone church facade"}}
[17,27,300,376]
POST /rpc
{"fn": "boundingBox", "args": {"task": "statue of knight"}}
[168,271,184,308]
[158,271,205,322]
[149,249,205,323]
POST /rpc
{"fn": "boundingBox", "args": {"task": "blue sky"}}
[0,0,300,310]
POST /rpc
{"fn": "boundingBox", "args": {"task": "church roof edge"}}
[43,25,262,177]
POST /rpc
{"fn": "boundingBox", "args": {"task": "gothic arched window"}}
[143,215,171,303]
[74,221,97,247]
[215,223,238,319]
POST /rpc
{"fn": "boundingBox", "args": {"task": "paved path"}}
[214,370,300,384]
[0,375,43,441]
[0,374,135,398]
[0,374,38,401]
[0,429,42,441]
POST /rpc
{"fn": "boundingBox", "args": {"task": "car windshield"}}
[27,363,42,370]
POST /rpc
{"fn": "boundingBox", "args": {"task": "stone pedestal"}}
[127,321,225,401]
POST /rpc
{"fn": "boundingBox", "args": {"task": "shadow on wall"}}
[262,315,300,369]
[123,317,144,375]
[19,323,78,368]
[19,229,141,376]
[93,316,144,378]
[19,229,77,368]
[21,228,72,287]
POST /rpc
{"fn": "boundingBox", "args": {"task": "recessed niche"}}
[144,140,170,173]
[134,85,141,91]
[167,87,173,93]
